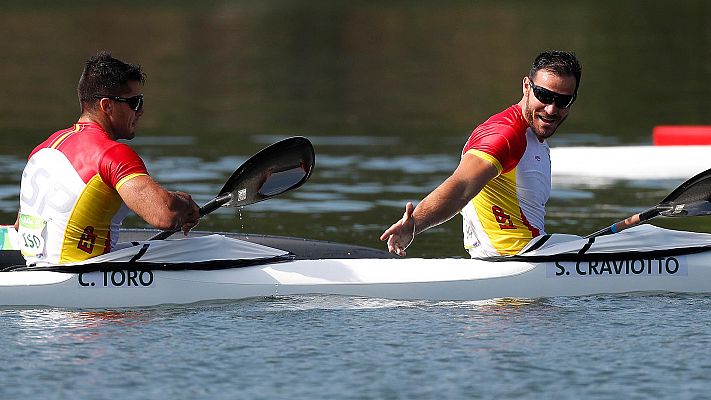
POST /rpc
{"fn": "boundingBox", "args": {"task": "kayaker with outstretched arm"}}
[15,51,200,266]
[381,51,582,257]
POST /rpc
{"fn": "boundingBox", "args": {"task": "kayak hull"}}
[0,253,704,308]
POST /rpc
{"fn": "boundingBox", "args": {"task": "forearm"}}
[411,154,498,236]
[151,191,196,229]
[411,179,474,235]
[119,176,198,230]
[380,153,498,257]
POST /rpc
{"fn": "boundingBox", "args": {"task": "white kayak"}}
[1,225,711,308]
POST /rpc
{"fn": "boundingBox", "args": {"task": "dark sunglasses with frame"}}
[528,79,576,109]
[93,94,144,111]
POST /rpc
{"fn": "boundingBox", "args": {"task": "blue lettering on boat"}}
[548,256,686,278]
[78,270,154,287]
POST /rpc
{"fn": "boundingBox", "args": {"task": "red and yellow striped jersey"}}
[19,122,148,265]
[461,104,550,257]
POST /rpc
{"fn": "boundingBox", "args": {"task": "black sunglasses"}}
[94,94,144,111]
[528,80,575,109]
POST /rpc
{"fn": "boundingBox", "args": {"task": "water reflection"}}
[2,1,709,148]
[5,309,152,345]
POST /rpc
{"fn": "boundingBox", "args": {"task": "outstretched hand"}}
[380,202,415,257]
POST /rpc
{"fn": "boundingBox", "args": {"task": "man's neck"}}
[77,113,115,140]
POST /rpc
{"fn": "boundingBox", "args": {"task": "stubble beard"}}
[524,94,566,142]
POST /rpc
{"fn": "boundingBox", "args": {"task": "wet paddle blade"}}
[658,200,711,217]
[661,167,711,204]
[216,136,314,210]
[151,137,315,240]
[587,167,711,238]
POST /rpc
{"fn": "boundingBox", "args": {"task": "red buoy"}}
[653,126,711,146]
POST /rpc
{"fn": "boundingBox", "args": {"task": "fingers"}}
[386,235,407,257]
[380,221,401,241]
[182,206,201,235]
[173,191,201,235]
[181,219,199,235]
[380,202,416,257]
[380,202,415,241]
[404,201,414,220]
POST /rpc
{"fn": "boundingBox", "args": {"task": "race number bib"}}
[18,213,47,257]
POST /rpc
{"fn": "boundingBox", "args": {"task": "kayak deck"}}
[1,226,711,308]
[0,228,397,271]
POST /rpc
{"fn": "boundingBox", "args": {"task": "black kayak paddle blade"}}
[151,136,315,240]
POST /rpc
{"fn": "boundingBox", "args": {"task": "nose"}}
[543,103,559,115]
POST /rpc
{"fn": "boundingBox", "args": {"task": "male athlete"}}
[16,51,200,266]
[381,51,582,257]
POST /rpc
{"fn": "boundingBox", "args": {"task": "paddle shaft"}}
[585,207,659,238]
[586,167,711,239]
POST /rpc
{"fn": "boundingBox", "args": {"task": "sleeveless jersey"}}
[18,122,148,266]
[461,104,551,257]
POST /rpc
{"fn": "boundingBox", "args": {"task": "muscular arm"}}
[117,175,200,231]
[413,153,498,234]
[380,153,499,256]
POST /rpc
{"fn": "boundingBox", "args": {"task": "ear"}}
[522,76,529,96]
[98,98,113,115]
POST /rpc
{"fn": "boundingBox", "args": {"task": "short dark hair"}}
[528,51,582,93]
[77,51,146,112]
